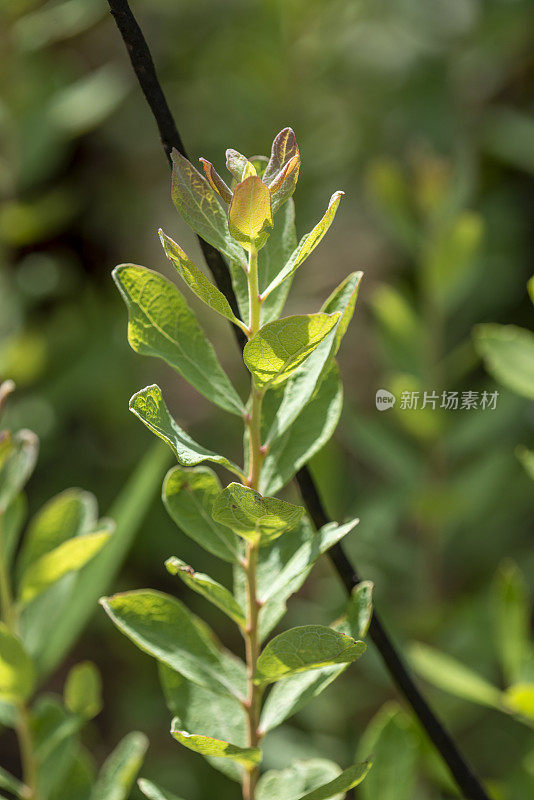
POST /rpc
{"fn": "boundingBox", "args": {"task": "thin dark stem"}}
[105,3,491,798]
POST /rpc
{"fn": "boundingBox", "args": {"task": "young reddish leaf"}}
[199,158,232,203]
[226,149,257,182]
[268,153,301,214]
[228,176,273,250]
[263,127,300,186]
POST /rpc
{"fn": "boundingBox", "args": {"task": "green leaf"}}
[226,149,256,182]
[517,445,534,480]
[474,323,534,399]
[295,762,372,800]
[91,732,148,800]
[357,703,418,800]
[64,661,102,719]
[19,529,111,604]
[262,192,344,300]
[129,385,243,479]
[503,683,534,721]
[344,582,374,640]
[0,429,38,514]
[0,766,24,797]
[244,313,340,389]
[0,623,35,702]
[100,590,246,700]
[113,264,244,416]
[259,664,346,733]
[171,149,245,265]
[228,176,273,250]
[159,230,247,332]
[254,625,365,686]
[17,487,97,580]
[494,561,530,686]
[212,483,304,546]
[49,748,94,800]
[258,518,359,607]
[409,642,503,708]
[159,663,247,783]
[257,760,343,800]
[263,128,299,187]
[165,557,245,627]
[162,466,240,563]
[33,696,81,798]
[171,722,261,769]
[1,493,27,569]
[260,201,298,324]
[265,272,361,447]
[261,363,343,495]
[138,779,185,800]
[31,442,170,676]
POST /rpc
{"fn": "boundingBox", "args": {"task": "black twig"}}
[106,3,491,798]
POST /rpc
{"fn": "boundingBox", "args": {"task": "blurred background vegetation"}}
[1,0,533,797]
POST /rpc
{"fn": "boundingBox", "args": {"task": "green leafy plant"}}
[103,128,372,799]
[0,381,168,800]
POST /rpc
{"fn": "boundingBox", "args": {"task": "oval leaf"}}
[254,625,365,686]
[138,779,185,800]
[0,623,35,703]
[263,128,299,186]
[228,176,273,250]
[170,722,261,769]
[64,661,102,719]
[165,557,245,627]
[212,483,304,546]
[296,761,372,800]
[0,429,38,514]
[244,313,340,389]
[92,732,148,800]
[129,385,243,479]
[474,323,534,399]
[113,264,244,416]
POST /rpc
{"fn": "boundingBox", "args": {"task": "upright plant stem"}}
[105,4,492,797]
[242,247,264,800]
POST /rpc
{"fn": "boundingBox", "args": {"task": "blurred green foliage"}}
[1,0,533,797]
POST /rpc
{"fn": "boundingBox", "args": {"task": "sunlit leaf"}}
[129,385,243,479]
[262,192,344,299]
[171,722,261,769]
[212,483,304,546]
[504,683,534,721]
[91,732,148,800]
[269,154,300,215]
[100,590,246,700]
[159,230,247,332]
[474,323,534,399]
[244,313,340,389]
[17,487,97,580]
[0,429,38,514]
[19,529,111,604]
[64,661,102,719]
[257,760,344,800]
[346,582,374,639]
[162,466,240,563]
[409,642,503,708]
[357,703,418,800]
[226,149,257,182]
[228,176,273,250]
[199,158,232,202]
[260,201,298,324]
[295,762,372,800]
[165,557,245,627]
[159,663,247,783]
[0,623,35,703]
[254,625,365,686]
[113,264,245,415]
[171,150,245,264]
[263,128,299,186]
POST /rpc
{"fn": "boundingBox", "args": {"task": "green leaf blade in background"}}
[113,264,244,415]
[162,466,240,563]
[244,313,340,389]
[171,149,245,265]
[254,625,365,686]
[474,323,534,399]
[0,623,35,703]
[165,557,245,627]
[0,429,38,514]
[91,732,148,800]
[129,385,243,478]
[64,661,102,720]
[256,760,344,800]
[295,761,372,800]
[494,561,530,686]
[212,482,304,545]
[138,778,186,800]
[170,723,261,769]
[159,229,247,331]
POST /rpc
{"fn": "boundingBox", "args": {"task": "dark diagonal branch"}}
[106,3,491,798]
